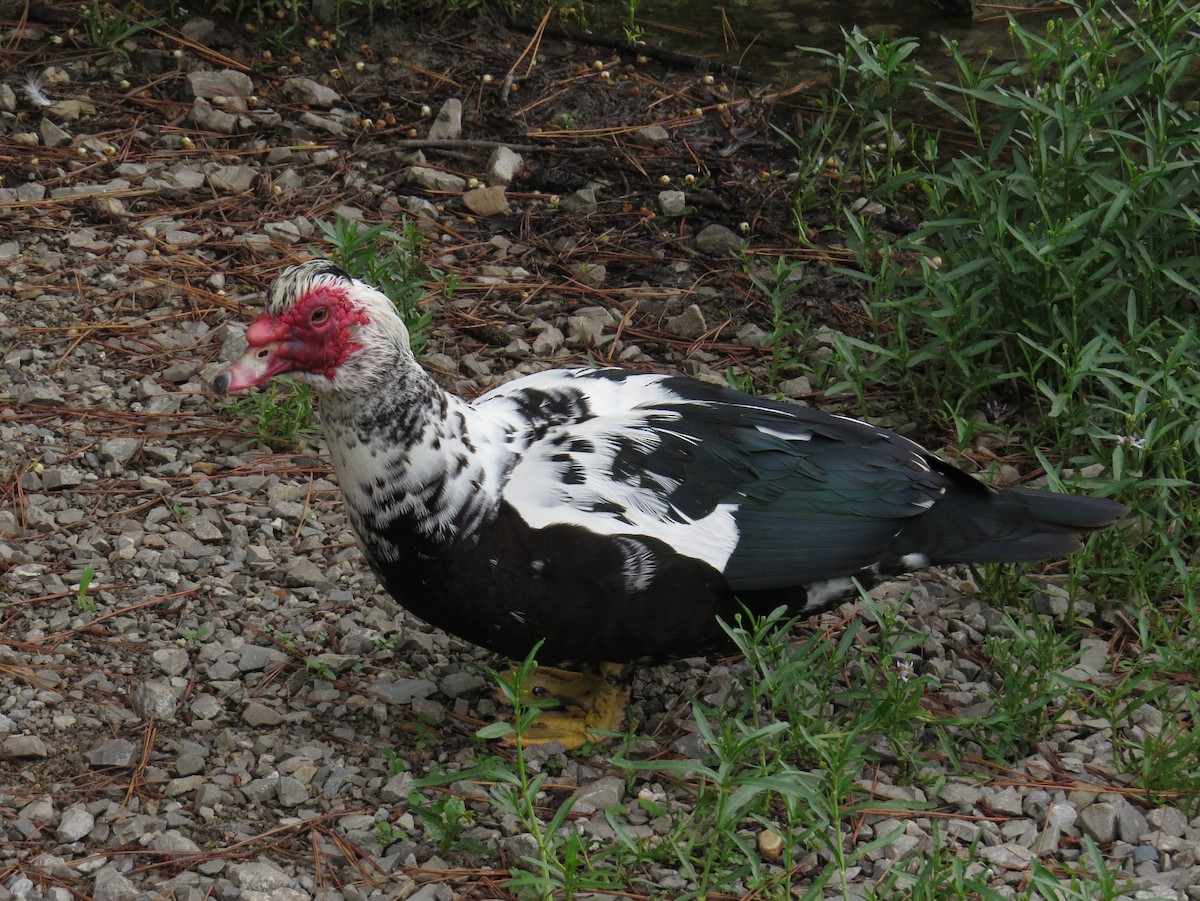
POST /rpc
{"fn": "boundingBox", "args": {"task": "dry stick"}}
[120,810,371,877]
[124,719,158,807]
[33,589,199,648]
[504,5,552,87]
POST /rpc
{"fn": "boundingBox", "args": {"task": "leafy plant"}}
[779,27,925,227]
[315,216,434,355]
[75,564,97,612]
[226,378,319,451]
[80,0,161,59]
[744,255,811,390]
[412,794,480,855]
[374,819,405,848]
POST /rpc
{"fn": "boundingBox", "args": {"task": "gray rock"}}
[41,467,82,489]
[246,545,273,565]
[1079,638,1109,673]
[463,185,509,217]
[407,884,454,901]
[559,188,597,214]
[280,76,341,108]
[0,83,15,111]
[427,98,462,141]
[242,702,284,727]
[936,782,984,811]
[229,859,293,890]
[151,830,201,853]
[1080,801,1118,844]
[440,672,485,698]
[486,146,523,186]
[174,749,207,776]
[979,842,1034,870]
[986,787,1023,817]
[2,734,48,758]
[87,739,137,768]
[779,375,812,396]
[694,223,742,255]
[187,69,253,99]
[659,190,687,216]
[208,165,256,193]
[47,99,94,121]
[299,111,344,136]
[573,261,606,285]
[20,796,54,823]
[180,17,216,40]
[666,304,706,339]
[572,776,623,812]
[1132,843,1158,864]
[190,97,238,134]
[40,119,72,148]
[19,382,66,404]
[567,311,608,346]
[630,124,669,147]
[56,804,94,842]
[152,647,190,676]
[165,775,205,797]
[500,833,540,870]
[131,679,179,720]
[405,166,466,193]
[381,771,415,802]
[285,557,332,589]
[243,773,281,802]
[1117,800,1149,843]
[92,865,139,901]
[98,438,141,466]
[238,644,289,672]
[277,776,309,807]
[532,325,565,356]
[371,678,437,705]
[1146,806,1188,836]
[672,731,709,758]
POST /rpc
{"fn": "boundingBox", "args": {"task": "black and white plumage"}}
[215,260,1126,664]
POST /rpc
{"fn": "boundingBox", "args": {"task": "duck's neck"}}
[317,351,505,542]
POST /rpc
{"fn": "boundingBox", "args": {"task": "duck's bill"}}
[213,343,293,392]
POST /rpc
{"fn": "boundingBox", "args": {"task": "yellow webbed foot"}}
[500,662,632,750]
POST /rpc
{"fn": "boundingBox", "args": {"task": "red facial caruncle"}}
[214,285,371,393]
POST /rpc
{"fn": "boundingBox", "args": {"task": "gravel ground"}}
[2,8,1198,901]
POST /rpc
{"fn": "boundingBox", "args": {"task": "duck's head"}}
[214,259,411,395]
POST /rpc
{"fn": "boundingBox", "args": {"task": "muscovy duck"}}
[215,259,1125,745]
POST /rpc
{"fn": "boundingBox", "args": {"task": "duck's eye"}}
[311,307,329,324]
[256,348,270,359]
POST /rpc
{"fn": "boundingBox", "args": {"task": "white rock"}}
[280,76,341,108]
[427,98,462,140]
[486,146,523,185]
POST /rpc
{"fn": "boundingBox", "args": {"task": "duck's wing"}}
[478,368,961,590]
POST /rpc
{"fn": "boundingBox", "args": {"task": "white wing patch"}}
[612,536,657,592]
[755,424,813,442]
[479,370,741,573]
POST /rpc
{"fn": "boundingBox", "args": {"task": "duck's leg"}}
[500,662,632,749]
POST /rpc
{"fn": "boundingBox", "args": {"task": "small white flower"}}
[894,660,915,682]
[1117,434,1146,449]
[23,71,52,108]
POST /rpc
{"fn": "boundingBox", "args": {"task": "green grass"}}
[80,0,161,59]
[315,216,435,356]
[75,563,97,612]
